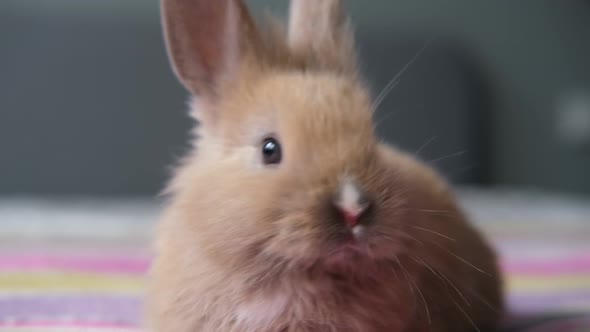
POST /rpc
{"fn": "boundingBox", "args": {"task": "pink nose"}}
[342,211,360,227]
[334,180,370,227]
[342,210,361,227]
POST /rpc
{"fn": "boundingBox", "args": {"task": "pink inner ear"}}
[162,0,241,95]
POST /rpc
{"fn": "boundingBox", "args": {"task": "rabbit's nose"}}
[334,179,370,227]
[339,207,366,227]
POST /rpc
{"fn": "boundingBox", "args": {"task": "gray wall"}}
[1,0,589,196]
[349,0,590,193]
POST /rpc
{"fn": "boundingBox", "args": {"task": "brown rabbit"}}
[145,0,504,331]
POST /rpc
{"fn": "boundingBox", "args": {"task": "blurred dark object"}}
[360,37,493,184]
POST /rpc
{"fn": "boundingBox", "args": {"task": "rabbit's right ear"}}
[161,0,261,97]
[288,0,357,74]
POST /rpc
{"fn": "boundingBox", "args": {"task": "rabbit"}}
[145,0,504,331]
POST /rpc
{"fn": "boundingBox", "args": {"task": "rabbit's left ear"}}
[287,0,357,74]
[161,0,262,97]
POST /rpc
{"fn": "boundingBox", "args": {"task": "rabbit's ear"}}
[288,0,357,74]
[161,0,261,96]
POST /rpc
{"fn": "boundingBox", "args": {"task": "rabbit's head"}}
[159,0,435,276]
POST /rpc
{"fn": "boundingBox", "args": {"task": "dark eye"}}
[262,137,282,165]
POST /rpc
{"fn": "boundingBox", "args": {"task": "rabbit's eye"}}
[262,137,282,165]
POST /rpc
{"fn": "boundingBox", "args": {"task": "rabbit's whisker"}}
[372,38,434,112]
[452,298,481,332]
[431,243,491,276]
[426,150,467,164]
[397,257,431,324]
[411,226,456,242]
[414,136,438,157]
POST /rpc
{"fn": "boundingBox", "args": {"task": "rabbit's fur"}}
[146,0,504,331]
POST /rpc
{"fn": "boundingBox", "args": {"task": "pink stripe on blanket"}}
[0,255,150,275]
[501,254,590,275]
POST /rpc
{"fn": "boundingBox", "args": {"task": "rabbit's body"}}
[149,146,501,332]
[146,1,503,331]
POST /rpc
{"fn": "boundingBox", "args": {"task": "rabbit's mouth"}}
[315,237,404,279]
[320,232,372,266]
[321,245,366,273]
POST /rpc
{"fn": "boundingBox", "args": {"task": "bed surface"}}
[0,187,589,331]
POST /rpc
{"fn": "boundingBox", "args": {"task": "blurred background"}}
[1,0,589,197]
[1,1,590,329]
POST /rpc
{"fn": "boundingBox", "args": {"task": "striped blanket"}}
[0,189,589,331]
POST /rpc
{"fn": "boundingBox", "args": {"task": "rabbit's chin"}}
[298,232,400,279]
[316,250,399,282]
[322,245,369,275]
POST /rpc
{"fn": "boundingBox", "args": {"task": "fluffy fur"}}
[146,0,504,331]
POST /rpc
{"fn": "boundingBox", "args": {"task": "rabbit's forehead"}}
[218,72,376,155]
[259,73,374,138]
